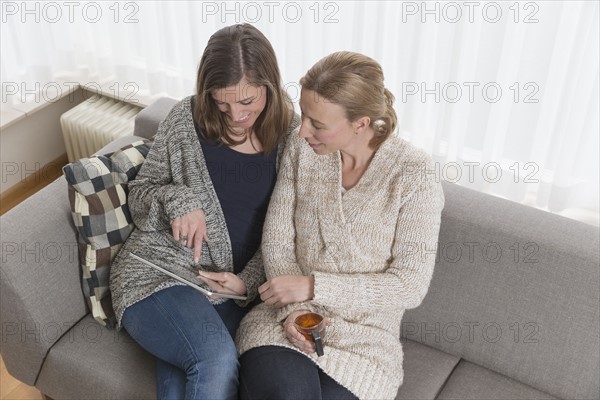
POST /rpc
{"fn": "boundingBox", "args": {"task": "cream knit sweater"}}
[236,132,445,399]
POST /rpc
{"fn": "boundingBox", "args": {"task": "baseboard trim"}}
[0,153,68,215]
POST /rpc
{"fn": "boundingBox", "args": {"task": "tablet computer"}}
[129,253,247,301]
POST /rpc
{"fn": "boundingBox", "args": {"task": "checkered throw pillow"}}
[63,140,151,329]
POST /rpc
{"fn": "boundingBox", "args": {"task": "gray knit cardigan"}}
[109,95,300,327]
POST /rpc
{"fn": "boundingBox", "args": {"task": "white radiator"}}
[60,95,142,162]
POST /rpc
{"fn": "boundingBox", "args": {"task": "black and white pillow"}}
[63,140,151,329]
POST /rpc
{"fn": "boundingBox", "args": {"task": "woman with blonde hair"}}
[236,51,445,399]
[109,24,298,399]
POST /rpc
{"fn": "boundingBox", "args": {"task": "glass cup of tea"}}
[293,303,327,356]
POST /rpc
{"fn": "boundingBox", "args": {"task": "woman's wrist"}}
[305,275,315,301]
[235,273,249,295]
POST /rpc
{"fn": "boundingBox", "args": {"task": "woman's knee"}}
[215,338,239,368]
[185,335,238,376]
[239,346,320,400]
[184,342,239,400]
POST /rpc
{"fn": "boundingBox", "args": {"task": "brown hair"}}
[194,24,293,153]
[300,51,397,149]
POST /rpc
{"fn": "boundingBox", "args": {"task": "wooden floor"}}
[0,157,66,399]
[0,154,67,216]
[1,356,42,400]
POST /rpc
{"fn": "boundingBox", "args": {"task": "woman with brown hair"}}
[236,51,445,399]
[109,24,298,399]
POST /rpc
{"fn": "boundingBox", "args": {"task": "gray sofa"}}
[1,98,598,400]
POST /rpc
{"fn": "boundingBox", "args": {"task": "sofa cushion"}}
[63,139,151,328]
[396,339,460,400]
[437,360,557,399]
[35,315,156,399]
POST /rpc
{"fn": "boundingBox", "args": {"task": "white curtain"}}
[2,1,598,225]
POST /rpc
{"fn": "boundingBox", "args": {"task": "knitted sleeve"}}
[235,248,266,307]
[128,109,203,232]
[261,134,308,321]
[312,163,445,313]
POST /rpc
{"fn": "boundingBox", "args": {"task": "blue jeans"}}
[122,285,248,400]
[239,346,358,400]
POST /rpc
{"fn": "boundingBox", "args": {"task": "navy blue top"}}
[191,98,277,273]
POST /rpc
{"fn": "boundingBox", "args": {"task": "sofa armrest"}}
[0,135,149,385]
[0,177,85,385]
[133,97,179,139]
[402,181,599,400]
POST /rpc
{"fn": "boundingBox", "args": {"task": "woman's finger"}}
[285,324,315,354]
[198,271,245,295]
[198,270,222,280]
[259,285,271,301]
[193,237,203,263]
[192,222,208,261]
[172,209,207,247]
[197,275,220,290]
[171,218,181,241]
[258,281,270,295]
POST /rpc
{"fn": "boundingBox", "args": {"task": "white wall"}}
[0,89,86,193]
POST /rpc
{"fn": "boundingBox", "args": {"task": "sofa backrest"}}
[133,97,179,139]
[402,181,600,399]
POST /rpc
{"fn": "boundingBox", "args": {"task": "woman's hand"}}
[283,311,316,354]
[258,275,315,308]
[171,209,208,263]
[197,271,247,297]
